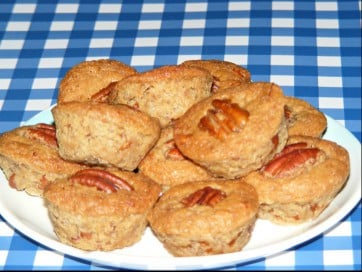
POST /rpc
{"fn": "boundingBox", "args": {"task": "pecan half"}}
[274,142,308,159]
[27,123,57,147]
[284,105,296,126]
[181,186,226,207]
[69,169,134,193]
[263,143,321,178]
[164,139,185,160]
[91,81,118,102]
[198,99,249,139]
[211,76,221,93]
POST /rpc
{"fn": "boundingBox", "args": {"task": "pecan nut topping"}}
[211,76,222,93]
[263,142,321,178]
[181,186,226,207]
[91,81,118,102]
[284,105,296,126]
[69,169,134,193]
[27,123,57,147]
[274,142,308,159]
[198,99,249,139]
[211,75,243,93]
[164,139,185,160]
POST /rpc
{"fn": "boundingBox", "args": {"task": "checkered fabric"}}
[0,0,361,270]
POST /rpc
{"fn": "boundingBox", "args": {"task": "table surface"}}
[0,0,361,270]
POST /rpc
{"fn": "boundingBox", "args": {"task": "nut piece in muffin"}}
[52,101,161,171]
[107,65,213,127]
[244,135,350,224]
[0,123,86,196]
[58,59,137,103]
[138,125,220,192]
[173,82,288,179]
[283,96,327,138]
[148,179,258,257]
[43,168,161,251]
[180,59,251,93]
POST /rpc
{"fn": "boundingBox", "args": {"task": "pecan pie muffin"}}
[244,135,350,224]
[180,59,251,93]
[138,125,219,192]
[107,65,213,127]
[52,101,161,171]
[283,96,327,138]
[147,179,258,256]
[43,168,161,251]
[57,58,137,103]
[0,123,86,196]
[173,82,288,179]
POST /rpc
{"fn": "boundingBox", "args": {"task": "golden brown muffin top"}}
[148,180,258,236]
[44,168,162,216]
[52,101,161,139]
[58,59,137,103]
[244,135,350,204]
[110,64,213,85]
[283,96,327,138]
[107,65,214,127]
[138,126,217,190]
[0,123,85,174]
[173,82,286,162]
[181,59,251,92]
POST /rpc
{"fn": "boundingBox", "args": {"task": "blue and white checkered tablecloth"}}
[0,0,361,270]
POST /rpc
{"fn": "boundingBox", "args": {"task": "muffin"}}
[57,59,137,103]
[173,82,288,179]
[283,96,327,137]
[43,168,161,251]
[0,123,86,196]
[138,125,219,192]
[181,59,251,93]
[52,101,161,171]
[244,135,350,224]
[147,179,258,256]
[107,65,213,127]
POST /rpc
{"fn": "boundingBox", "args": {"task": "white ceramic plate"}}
[0,108,361,270]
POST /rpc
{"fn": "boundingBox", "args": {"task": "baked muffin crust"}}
[52,101,161,171]
[174,82,288,178]
[181,59,251,92]
[148,180,258,256]
[58,59,136,103]
[44,168,161,251]
[108,65,213,127]
[283,96,327,137]
[138,125,219,192]
[0,123,85,196]
[244,135,350,224]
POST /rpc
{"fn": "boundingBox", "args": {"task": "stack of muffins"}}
[0,59,350,257]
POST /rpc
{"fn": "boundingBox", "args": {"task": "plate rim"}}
[0,106,361,270]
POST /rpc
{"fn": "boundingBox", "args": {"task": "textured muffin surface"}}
[174,82,288,178]
[0,124,85,196]
[52,101,161,171]
[244,135,350,224]
[283,96,327,137]
[58,59,136,103]
[44,168,161,251]
[108,65,213,127]
[138,125,218,192]
[181,59,251,92]
[147,180,258,256]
